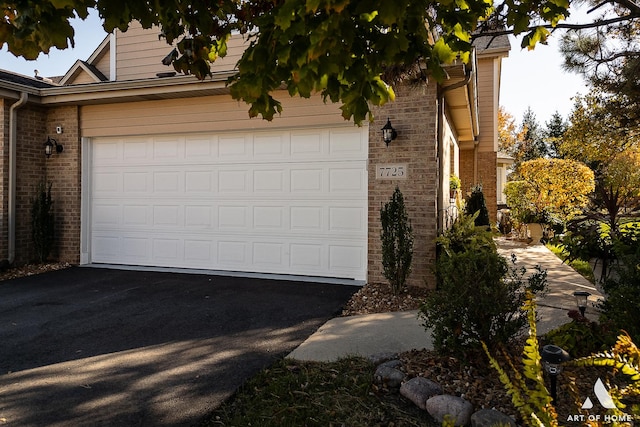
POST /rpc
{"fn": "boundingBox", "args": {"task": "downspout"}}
[437,65,474,233]
[7,92,29,264]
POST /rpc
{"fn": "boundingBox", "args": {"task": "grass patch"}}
[546,243,595,284]
[200,357,437,427]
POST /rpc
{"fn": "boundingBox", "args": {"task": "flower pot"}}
[527,223,544,244]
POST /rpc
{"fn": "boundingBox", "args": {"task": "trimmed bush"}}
[31,181,55,263]
[465,185,490,227]
[420,214,547,356]
[380,187,413,294]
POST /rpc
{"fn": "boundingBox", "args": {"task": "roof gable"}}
[60,60,109,85]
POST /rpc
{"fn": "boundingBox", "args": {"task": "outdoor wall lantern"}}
[44,136,63,158]
[541,344,570,404]
[573,291,591,317]
[381,118,398,147]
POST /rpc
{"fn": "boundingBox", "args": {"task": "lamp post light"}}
[573,291,591,317]
[541,344,570,404]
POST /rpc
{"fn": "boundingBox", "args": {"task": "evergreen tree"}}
[380,187,414,294]
[465,185,491,227]
[543,111,568,159]
[516,107,548,162]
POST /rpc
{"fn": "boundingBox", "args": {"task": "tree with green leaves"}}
[560,0,640,133]
[561,93,640,233]
[4,0,639,124]
[506,108,548,178]
[517,107,548,162]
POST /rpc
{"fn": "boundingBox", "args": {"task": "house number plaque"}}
[376,164,408,180]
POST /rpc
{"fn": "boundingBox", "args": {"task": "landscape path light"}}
[541,344,570,404]
[573,290,591,317]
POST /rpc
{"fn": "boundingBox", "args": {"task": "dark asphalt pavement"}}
[0,267,358,426]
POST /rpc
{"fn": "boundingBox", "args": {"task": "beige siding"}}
[93,49,111,80]
[81,91,349,137]
[476,56,499,153]
[68,70,98,85]
[115,22,244,81]
[116,23,172,80]
[474,55,500,221]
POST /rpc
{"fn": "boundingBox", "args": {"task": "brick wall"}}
[0,103,81,265]
[45,106,81,263]
[458,148,498,224]
[368,83,439,289]
[477,151,497,223]
[14,104,48,263]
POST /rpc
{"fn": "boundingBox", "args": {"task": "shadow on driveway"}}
[0,267,358,426]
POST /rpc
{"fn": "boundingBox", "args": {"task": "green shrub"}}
[449,174,461,191]
[31,181,55,263]
[465,184,490,227]
[420,214,547,357]
[599,227,640,343]
[380,187,413,295]
[542,314,617,357]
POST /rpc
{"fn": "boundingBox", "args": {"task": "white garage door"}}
[88,127,368,280]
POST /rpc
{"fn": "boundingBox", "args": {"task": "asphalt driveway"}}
[0,267,358,426]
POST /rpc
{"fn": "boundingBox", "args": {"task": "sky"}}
[1,9,591,128]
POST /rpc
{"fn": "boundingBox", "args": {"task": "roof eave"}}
[38,72,235,105]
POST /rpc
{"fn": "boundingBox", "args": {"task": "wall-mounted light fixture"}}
[44,136,63,158]
[381,118,397,147]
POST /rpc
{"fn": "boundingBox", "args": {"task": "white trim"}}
[110,33,117,81]
[87,35,111,64]
[80,263,365,286]
[80,137,92,264]
[59,61,105,85]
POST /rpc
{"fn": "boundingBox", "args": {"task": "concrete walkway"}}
[288,238,602,362]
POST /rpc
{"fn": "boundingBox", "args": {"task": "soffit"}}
[441,62,478,142]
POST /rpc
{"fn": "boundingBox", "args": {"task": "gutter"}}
[7,92,29,264]
[437,56,475,233]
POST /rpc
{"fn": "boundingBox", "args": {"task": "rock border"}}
[370,353,516,427]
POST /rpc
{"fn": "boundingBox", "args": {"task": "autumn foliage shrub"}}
[506,158,595,225]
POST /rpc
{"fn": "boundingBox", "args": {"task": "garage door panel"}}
[123,138,150,160]
[89,127,367,280]
[123,237,149,259]
[153,138,181,159]
[253,206,284,230]
[219,135,250,159]
[329,129,367,157]
[253,133,287,157]
[123,205,148,226]
[185,136,215,159]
